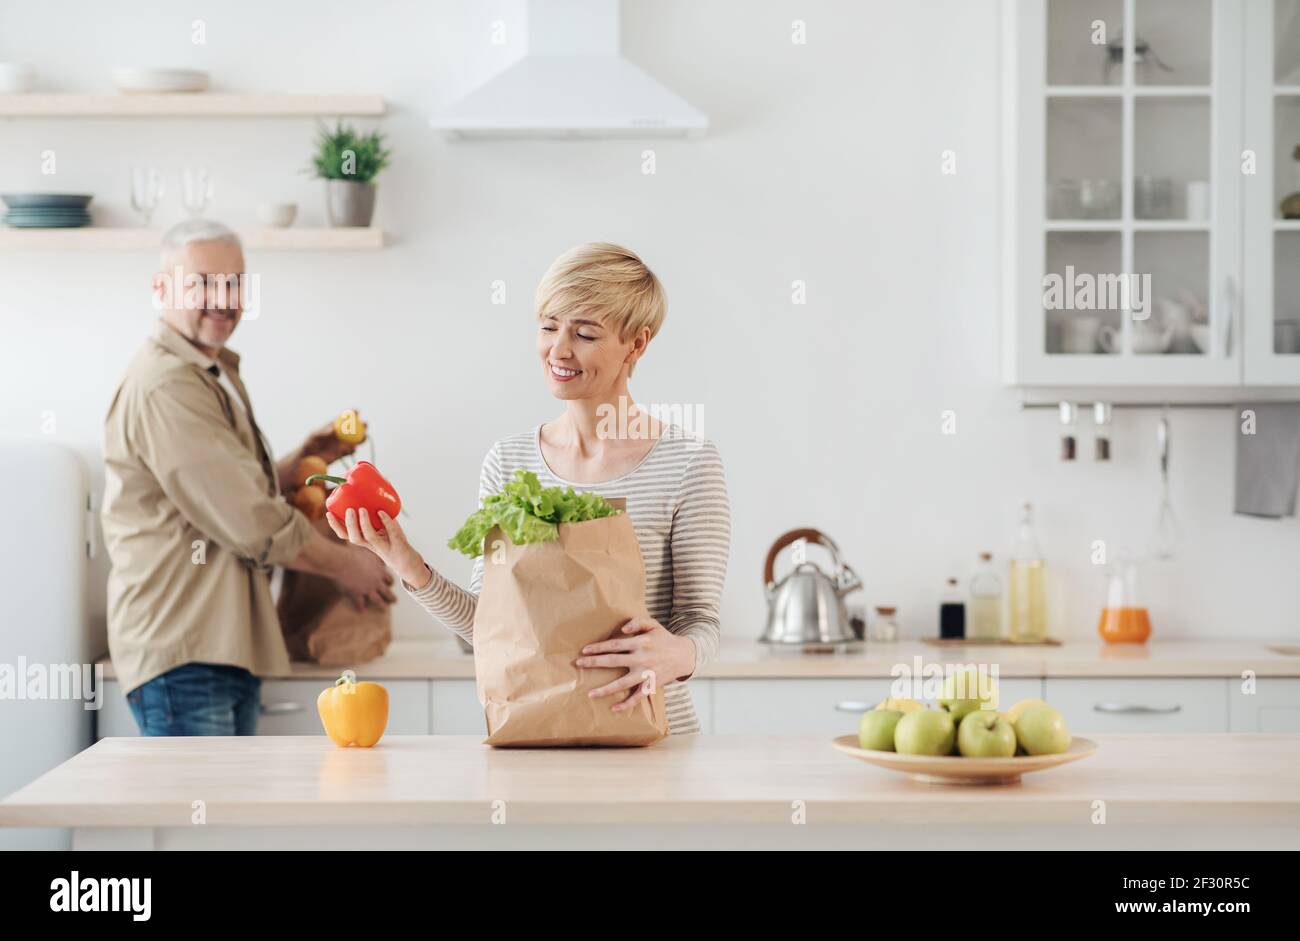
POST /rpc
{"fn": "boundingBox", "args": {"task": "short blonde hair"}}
[535,243,666,361]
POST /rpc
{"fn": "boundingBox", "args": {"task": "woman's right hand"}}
[328,507,432,590]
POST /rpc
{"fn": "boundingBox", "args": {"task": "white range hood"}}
[430,0,707,139]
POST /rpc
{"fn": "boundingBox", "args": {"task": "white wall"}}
[1,0,1296,649]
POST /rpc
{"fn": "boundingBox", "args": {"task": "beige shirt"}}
[102,320,314,692]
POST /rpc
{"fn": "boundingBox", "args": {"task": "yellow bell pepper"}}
[317,672,388,747]
[333,409,367,445]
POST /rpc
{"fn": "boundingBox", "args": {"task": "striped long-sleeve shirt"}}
[405,423,731,735]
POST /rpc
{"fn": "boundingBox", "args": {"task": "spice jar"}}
[1059,401,1078,461]
[1093,401,1112,461]
[871,606,899,643]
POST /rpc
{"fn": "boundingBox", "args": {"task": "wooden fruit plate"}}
[830,735,1098,786]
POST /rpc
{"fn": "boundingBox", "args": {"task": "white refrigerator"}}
[0,439,99,849]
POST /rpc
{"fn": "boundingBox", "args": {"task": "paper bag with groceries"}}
[278,517,392,667]
[449,474,667,747]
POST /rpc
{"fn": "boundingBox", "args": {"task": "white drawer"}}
[259,679,430,735]
[1229,678,1300,732]
[96,678,431,737]
[713,679,888,734]
[712,678,1045,735]
[430,680,485,735]
[1044,678,1228,733]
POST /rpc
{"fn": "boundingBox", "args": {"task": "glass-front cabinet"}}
[1245,0,1300,383]
[1005,0,1300,387]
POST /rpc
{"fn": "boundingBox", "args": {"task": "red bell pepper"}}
[305,461,402,533]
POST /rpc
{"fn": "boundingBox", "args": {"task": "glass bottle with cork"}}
[1009,502,1048,643]
[968,552,1003,641]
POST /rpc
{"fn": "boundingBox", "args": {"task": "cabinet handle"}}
[1220,276,1237,357]
[835,701,874,713]
[1093,703,1181,715]
[259,701,303,716]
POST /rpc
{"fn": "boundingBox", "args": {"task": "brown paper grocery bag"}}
[278,518,392,667]
[473,498,668,747]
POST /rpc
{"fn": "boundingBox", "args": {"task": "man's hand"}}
[275,412,363,493]
[300,414,360,465]
[333,544,397,610]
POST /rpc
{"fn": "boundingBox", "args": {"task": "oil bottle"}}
[1009,502,1048,643]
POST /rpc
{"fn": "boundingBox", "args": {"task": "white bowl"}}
[256,202,298,228]
[111,68,209,94]
[0,63,36,93]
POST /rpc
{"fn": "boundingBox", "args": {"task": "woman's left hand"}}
[577,617,697,713]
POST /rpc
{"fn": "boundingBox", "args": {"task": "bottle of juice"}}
[969,551,1003,640]
[1098,556,1152,643]
[1009,502,1048,643]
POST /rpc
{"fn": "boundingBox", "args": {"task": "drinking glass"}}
[182,166,213,217]
[129,166,165,226]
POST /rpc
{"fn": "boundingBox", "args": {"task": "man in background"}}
[102,219,393,735]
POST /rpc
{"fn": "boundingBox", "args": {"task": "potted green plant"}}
[308,121,391,227]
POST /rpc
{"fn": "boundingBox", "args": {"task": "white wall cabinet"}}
[1004,0,1300,388]
[1243,0,1300,383]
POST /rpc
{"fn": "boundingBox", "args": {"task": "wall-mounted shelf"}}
[1016,386,1300,408]
[0,93,385,118]
[0,227,386,251]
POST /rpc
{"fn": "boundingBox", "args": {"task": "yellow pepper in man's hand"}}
[317,672,389,747]
[333,409,367,446]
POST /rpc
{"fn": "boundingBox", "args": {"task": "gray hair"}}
[160,219,241,258]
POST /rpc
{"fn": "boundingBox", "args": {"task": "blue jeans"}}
[126,663,262,736]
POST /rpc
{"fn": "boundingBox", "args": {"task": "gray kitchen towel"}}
[1234,404,1300,518]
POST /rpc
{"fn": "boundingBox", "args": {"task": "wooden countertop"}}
[3,734,1298,828]
[93,638,1300,681]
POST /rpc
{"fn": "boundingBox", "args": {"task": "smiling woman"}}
[333,243,732,736]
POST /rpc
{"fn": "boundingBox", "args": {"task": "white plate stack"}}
[111,68,209,94]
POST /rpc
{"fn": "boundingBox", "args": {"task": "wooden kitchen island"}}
[2,734,1298,850]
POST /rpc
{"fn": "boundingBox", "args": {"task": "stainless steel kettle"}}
[760,528,862,646]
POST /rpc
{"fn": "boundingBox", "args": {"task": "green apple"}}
[957,710,1017,758]
[858,709,903,751]
[1014,703,1072,755]
[894,709,956,756]
[939,668,999,723]
[1005,698,1048,725]
[876,697,925,714]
